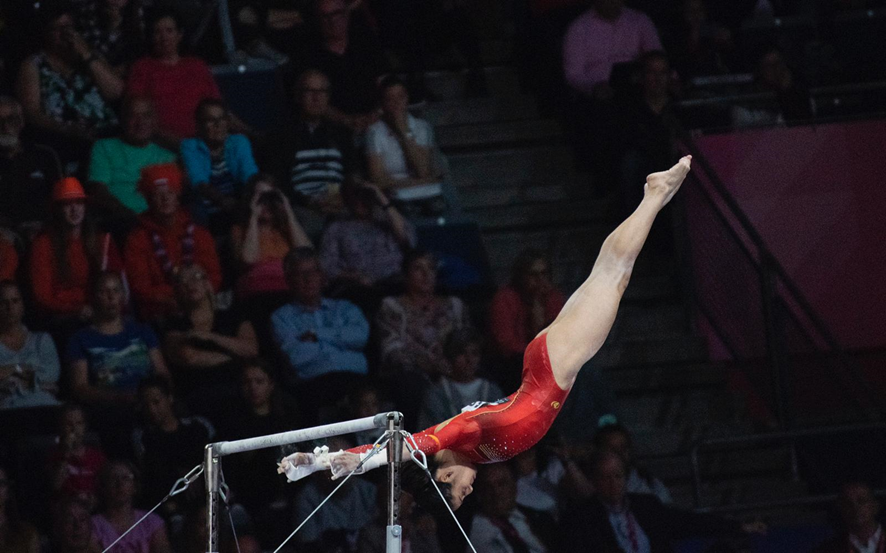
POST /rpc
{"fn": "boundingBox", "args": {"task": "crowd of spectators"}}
[0,0,882,552]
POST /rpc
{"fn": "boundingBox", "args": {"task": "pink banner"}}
[695,120,886,351]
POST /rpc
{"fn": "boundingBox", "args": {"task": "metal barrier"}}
[689,423,886,509]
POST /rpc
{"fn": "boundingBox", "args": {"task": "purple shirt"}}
[563,7,662,95]
[92,511,165,553]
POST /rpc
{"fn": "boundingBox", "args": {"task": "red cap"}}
[138,163,183,196]
[52,177,87,202]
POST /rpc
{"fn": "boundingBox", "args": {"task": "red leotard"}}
[352,334,570,463]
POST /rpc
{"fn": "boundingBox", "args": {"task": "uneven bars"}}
[212,413,390,457]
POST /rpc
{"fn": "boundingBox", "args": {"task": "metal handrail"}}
[689,423,886,508]
[677,80,886,109]
[695,489,886,515]
[678,130,883,422]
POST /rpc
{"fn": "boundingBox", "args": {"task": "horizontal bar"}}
[213,413,390,457]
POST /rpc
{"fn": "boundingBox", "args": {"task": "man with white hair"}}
[0,95,61,238]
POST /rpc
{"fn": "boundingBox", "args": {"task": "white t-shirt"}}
[366,115,435,181]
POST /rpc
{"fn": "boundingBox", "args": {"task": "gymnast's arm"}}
[277,417,473,482]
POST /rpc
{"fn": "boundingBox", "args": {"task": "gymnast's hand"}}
[329,451,364,480]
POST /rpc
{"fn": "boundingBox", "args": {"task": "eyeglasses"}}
[200,116,228,124]
[302,87,330,95]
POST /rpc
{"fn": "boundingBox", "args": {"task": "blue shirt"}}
[271,298,369,381]
[180,134,259,192]
[67,320,159,391]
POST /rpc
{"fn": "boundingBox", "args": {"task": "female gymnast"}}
[278,156,693,510]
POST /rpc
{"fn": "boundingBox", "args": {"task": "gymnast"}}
[278,156,693,510]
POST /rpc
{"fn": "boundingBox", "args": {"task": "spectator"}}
[594,422,673,504]
[77,0,146,76]
[50,496,98,553]
[231,174,312,300]
[669,0,735,79]
[320,181,413,309]
[301,0,387,132]
[0,236,16,281]
[29,177,124,325]
[46,404,107,508]
[87,96,177,234]
[563,0,662,99]
[343,383,391,445]
[489,249,565,391]
[513,442,593,530]
[92,459,173,553]
[366,76,446,214]
[0,96,60,238]
[162,263,259,415]
[181,99,259,234]
[217,360,300,541]
[562,0,662,184]
[271,247,369,384]
[0,465,40,553]
[230,0,308,64]
[127,9,223,144]
[731,46,812,128]
[264,68,356,238]
[0,281,61,409]
[616,51,681,212]
[417,328,504,430]
[812,481,883,553]
[371,0,486,101]
[292,435,377,550]
[562,450,764,552]
[124,163,222,321]
[469,463,548,553]
[15,4,122,163]
[358,488,443,553]
[177,503,262,553]
[376,250,472,424]
[132,376,214,518]
[67,271,169,420]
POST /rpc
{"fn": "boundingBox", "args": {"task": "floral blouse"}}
[35,53,118,131]
[376,295,471,378]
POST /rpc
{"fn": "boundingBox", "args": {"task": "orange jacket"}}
[124,212,222,320]
[30,232,123,316]
[0,239,18,282]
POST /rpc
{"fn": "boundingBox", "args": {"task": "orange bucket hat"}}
[138,163,183,196]
[52,177,87,202]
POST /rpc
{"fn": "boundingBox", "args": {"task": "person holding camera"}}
[319,180,413,311]
[231,174,312,301]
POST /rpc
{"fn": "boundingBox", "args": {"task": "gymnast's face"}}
[436,463,477,510]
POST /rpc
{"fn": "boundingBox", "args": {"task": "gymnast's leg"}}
[543,155,692,390]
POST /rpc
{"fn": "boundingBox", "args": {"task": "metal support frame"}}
[205,413,398,553]
[386,413,404,553]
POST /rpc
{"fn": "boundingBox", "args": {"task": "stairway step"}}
[466,198,609,230]
[437,118,563,150]
[612,303,690,338]
[644,446,794,484]
[629,422,755,458]
[670,477,809,509]
[424,65,522,101]
[616,386,734,431]
[418,95,539,127]
[607,362,725,394]
[448,145,578,188]
[594,335,709,369]
[459,183,569,210]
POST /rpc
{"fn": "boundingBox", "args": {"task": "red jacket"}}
[0,239,17,282]
[124,212,221,320]
[489,285,565,358]
[30,232,123,316]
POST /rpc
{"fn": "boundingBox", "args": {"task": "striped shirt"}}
[290,147,345,198]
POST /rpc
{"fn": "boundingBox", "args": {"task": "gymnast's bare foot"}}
[644,155,692,207]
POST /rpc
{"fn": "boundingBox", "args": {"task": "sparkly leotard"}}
[352,334,570,463]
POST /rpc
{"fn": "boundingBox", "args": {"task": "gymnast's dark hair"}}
[400,456,453,519]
